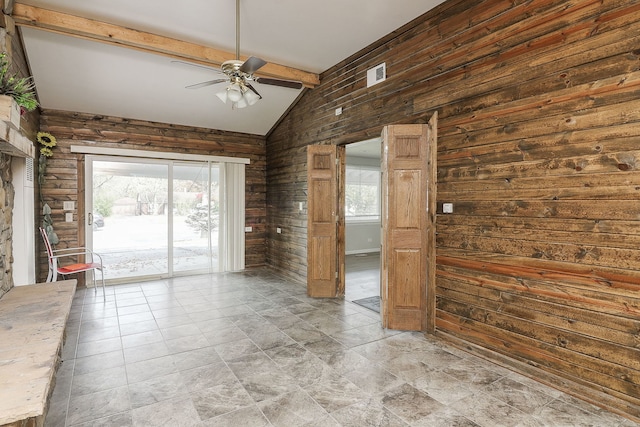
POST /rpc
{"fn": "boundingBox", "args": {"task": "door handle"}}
[88,212,93,225]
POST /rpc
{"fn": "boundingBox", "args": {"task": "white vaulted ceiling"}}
[16,0,445,135]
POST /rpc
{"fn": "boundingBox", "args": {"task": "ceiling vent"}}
[367,63,386,88]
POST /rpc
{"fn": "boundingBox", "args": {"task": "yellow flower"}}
[40,147,53,157]
[37,132,57,148]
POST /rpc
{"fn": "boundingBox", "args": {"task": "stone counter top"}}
[0,280,76,426]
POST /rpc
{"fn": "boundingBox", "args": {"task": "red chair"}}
[39,227,105,296]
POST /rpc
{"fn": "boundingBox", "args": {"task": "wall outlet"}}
[245,226,252,232]
[276,227,282,234]
[443,203,454,214]
[65,212,73,222]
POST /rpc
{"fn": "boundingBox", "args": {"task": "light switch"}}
[63,201,75,211]
[443,203,453,214]
[276,227,282,234]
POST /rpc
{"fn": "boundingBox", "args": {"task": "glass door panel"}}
[173,162,220,273]
[91,160,169,281]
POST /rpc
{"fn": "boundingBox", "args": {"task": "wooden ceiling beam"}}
[11,3,319,88]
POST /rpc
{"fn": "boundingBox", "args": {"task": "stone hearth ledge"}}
[0,95,35,159]
[0,279,76,426]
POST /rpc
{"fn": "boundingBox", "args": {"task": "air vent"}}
[25,157,34,183]
[367,63,386,88]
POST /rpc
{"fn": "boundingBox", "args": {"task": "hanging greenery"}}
[37,131,59,245]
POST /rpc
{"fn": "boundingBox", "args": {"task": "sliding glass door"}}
[172,162,220,274]
[86,156,222,283]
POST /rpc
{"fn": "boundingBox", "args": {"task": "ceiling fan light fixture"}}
[227,83,244,103]
[216,83,243,104]
[217,81,261,109]
[234,97,249,109]
[216,88,229,103]
[244,89,261,106]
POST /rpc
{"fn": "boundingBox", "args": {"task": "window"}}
[345,166,381,220]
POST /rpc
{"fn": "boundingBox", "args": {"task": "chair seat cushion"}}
[58,263,102,274]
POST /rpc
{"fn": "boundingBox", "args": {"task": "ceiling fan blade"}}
[239,56,267,74]
[245,83,262,99]
[172,60,223,74]
[254,77,303,90]
[186,79,227,89]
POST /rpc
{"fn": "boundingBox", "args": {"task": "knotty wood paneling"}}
[37,110,266,282]
[266,0,640,420]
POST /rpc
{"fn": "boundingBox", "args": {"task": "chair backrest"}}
[39,227,54,263]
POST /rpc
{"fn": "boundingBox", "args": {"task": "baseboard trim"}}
[346,249,380,256]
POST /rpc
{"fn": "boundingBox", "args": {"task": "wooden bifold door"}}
[306,144,345,298]
[307,113,436,332]
[381,116,437,332]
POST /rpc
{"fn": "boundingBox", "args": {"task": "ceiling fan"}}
[176,0,303,109]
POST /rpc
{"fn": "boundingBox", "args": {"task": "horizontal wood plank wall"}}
[266,0,640,420]
[37,110,266,282]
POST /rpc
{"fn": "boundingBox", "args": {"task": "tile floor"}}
[46,268,638,427]
[344,253,380,302]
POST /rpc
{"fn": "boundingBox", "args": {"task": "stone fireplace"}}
[0,152,13,298]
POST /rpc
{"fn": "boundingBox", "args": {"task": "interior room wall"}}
[345,154,381,255]
[266,0,640,420]
[36,110,268,282]
[345,222,379,255]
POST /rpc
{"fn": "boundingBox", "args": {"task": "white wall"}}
[346,220,380,254]
[345,150,381,255]
[12,157,36,286]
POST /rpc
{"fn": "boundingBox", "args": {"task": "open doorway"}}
[344,138,382,313]
[307,115,437,331]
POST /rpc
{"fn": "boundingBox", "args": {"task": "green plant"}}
[186,202,219,236]
[93,195,114,217]
[0,53,38,111]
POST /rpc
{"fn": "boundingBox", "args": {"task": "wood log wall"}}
[37,110,267,282]
[266,0,640,420]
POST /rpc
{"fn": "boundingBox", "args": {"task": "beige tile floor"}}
[46,268,638,426]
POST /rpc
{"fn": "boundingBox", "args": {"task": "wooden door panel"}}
[395,136,422,159]
[392,249,422,307]
[391,230,421,248]
[311,180,332,222]
[309,235,332,281]
[307,144,344,298]
[381,117,437,331]
[312,153,333,170]
[392,170,421,228]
